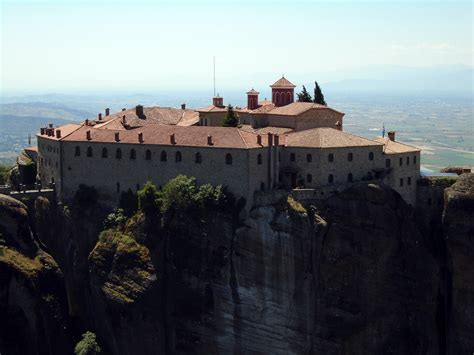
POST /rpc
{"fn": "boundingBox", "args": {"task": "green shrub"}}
[103,208,127,230]
[74,331,101,355]
[0,165,12,185]
[119,188,138,217]
[137,181,161,215]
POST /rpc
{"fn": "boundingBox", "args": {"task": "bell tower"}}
[270,75,296,107]
[246,88,259,110]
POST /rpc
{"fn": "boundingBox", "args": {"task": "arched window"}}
[175,151,182,162]
[399,157,403,166]
[413,155,417,164]
[116,148,122,159]
[406,156,410,165]
[328,174,334,184]
[130,149,136,160]
[328,153,334,162]
[369,152,374,161]
[348,152,353,162]
[74,146,80,156]
[116,182,120,193]
[226,153,232,165]
[102,147,108,158]
[195,152,202,164]
[306,154,312,163]
[260,182,265,191]
[385,158,391,168]
[307,174,312,183]
[290,153,296,162]
[87,147,93,157]
[257,154,262,165]
[348,173,353,182]
[275,92,280,105]
[145,149,151,160]
[160,151,167,162]
[286,92,291,103]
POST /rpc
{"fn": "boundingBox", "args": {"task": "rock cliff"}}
[0,175,473,355]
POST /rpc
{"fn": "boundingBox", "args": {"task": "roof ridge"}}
[59,123,82,141]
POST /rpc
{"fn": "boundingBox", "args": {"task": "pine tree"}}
[222,105,239,127]
[313,81,327,106]
[297,85,312,102]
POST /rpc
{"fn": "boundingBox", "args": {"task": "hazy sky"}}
[1,0,472,93]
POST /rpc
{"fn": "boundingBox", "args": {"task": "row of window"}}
[290,152,375,163]
[74,146,237,165]
[399,156,417,166]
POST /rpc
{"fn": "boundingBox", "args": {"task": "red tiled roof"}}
[61,125,270,149]
[373,137,421,154]
[285,128,383,148]
[196,105,228,113]
[270,76,296,88]
[246,88,259,95]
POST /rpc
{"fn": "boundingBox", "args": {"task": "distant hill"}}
[0,114,75,135]
[0,102,93,121]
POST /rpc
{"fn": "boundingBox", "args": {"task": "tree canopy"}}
[222,105,239,127]
[297,85,312,102]
[313,81,327,106]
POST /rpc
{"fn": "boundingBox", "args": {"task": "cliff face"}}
[0,195,71,355]
[1,176,473,355]
[443,173,474,354]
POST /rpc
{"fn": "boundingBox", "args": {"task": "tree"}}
[119,188,138,217]
[73,184,98,209]
[222,105,239,127]
[74,331,101,355]
[313,81,327,106]
[297,85,312,102]
[137,181,160,216]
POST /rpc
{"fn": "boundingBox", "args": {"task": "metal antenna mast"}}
[213,56,216,97]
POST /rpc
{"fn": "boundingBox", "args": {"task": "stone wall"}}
[38,135,62,196]
[383,151,421,205]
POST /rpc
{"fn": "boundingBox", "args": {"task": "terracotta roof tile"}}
[373,137,421,154]
[270,76,296,88]
[239,125,293,135]
[285,128,383,148]
[196,105,228,113]
[260,102,341,116]
[246,88,259,95]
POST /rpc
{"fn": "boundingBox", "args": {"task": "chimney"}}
[40,128,45,135]
[170,134,176,145]
[105,108,110,116]
[86,130,91,140]
[335,121,342,131]
[207,135,213,146]
[135,105,145,119]
[138,132,143,143]
[257,134,262,145]
[388,131,396,141]
[49,123,53,128]
[98,113,102,120]
[267,132,273,146]
[85,119,89,126]
[115,132,120,142]
[56,130,61,139]
[274,134,279,146]
[212,95,224,108]
[122,108,126,111]
[181,103,186,110]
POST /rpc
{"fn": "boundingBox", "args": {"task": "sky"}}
[1,0,472,94]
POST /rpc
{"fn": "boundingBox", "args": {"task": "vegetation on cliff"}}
[74,331,102,355]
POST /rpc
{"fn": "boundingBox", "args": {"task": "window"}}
[116,182,120,193]
[175,151,182,162]
[348,173,353,182]
[226,153,233,165]
[385,158,391,168]
[130,149,136,160]
[348,152,353,162]
[257,154,262,165]
[290,153,295,162]
[74,146,80,156]
[260,182,265,191]
[195,152,202,164]
[102,147,108,158]
[399,157,403,166]
[328,174,334,183]
[145,150,151,160]
[369,152,374,161]
[306,154,312,163]
[160,151,167,162]
[116,148,122,159]
[328,153,334,162]
[87,147,93,157]
[407,177,412,185]
[307,174,312,183]
[278,152,281,162]
[406,156,410,165]
[413,155,417,164]
[399,178,404,187]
